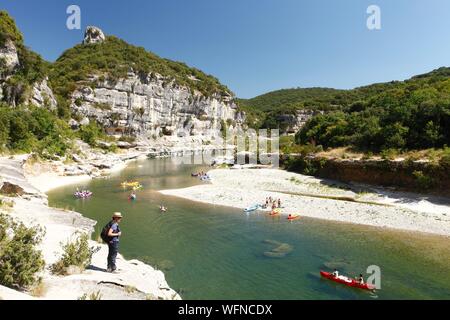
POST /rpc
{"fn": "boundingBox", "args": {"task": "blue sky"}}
[1,0,450,98]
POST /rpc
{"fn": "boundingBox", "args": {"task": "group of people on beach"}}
[262,196,282,210]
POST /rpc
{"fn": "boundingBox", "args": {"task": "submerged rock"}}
[263,239,293,259]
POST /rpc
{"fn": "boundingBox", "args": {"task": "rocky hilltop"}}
[50,26,243,141]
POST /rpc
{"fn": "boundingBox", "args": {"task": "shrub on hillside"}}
[0,214,45,289]
[50,233,96,275]
[78,121,105,147]
[412,170,436,189]
[440,147,450,168]
[118,135,136,143]
[0,104,72,156]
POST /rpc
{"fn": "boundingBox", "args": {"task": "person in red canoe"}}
[332,269,339,277]
[357,274,365,284]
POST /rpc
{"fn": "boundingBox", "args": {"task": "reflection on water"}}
[48,158,450,300]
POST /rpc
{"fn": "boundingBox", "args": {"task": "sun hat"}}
[112,212,123,219]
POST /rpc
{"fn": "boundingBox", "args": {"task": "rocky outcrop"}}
[0,39,19,76]
[0,39,57,109]
[30,77,57,109]
[0,39,19,101]
[0,182,25,196]
[83,26,106,44]
[70,72,242,139]
[277,110,321,134]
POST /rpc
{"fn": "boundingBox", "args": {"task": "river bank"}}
[160,168,450,237]
[0,152,181,300]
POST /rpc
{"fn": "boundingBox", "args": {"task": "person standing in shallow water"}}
[107,212,123,273]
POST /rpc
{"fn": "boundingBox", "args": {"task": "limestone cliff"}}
[70,72,242,139]
[62,26,243,140]
[0,39,19,75]
[277,110,320,134]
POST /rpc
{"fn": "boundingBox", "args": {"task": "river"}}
[48,158,450,300]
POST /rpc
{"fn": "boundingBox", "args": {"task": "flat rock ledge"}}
[0,156,180,300]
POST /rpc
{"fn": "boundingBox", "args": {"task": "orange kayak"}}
[269,209,281,216]
[287,215,300,220]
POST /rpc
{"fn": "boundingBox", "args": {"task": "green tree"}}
[78,121,104,146]
[0,214,45,289]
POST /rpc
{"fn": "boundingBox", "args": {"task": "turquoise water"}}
[48,158,450,299]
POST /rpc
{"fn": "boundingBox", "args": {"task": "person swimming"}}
[159,205,167,212]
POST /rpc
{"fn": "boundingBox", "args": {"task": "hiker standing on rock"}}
[101,212,123,273]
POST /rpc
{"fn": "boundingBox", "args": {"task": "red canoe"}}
[320,271,375,291]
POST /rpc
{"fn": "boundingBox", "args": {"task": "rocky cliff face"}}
[0,39,19,75]
[0,39,56,109]
[70,64,242,140]
[278,110,320,134]
[30,78,57,109]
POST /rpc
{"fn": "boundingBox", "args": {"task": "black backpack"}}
[100,221,113,243]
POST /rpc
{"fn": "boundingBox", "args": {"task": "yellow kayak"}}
[121,181,143,189]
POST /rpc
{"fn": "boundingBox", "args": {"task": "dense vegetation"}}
[241,68,450,153]
[0,11,23,47]
[49,36,232,105]
[0,103,73,157]
[238,87,353,112]
[297,68,450,152]
[238,88,357,129]
[50,233,96,276]
[0,213,45,289]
